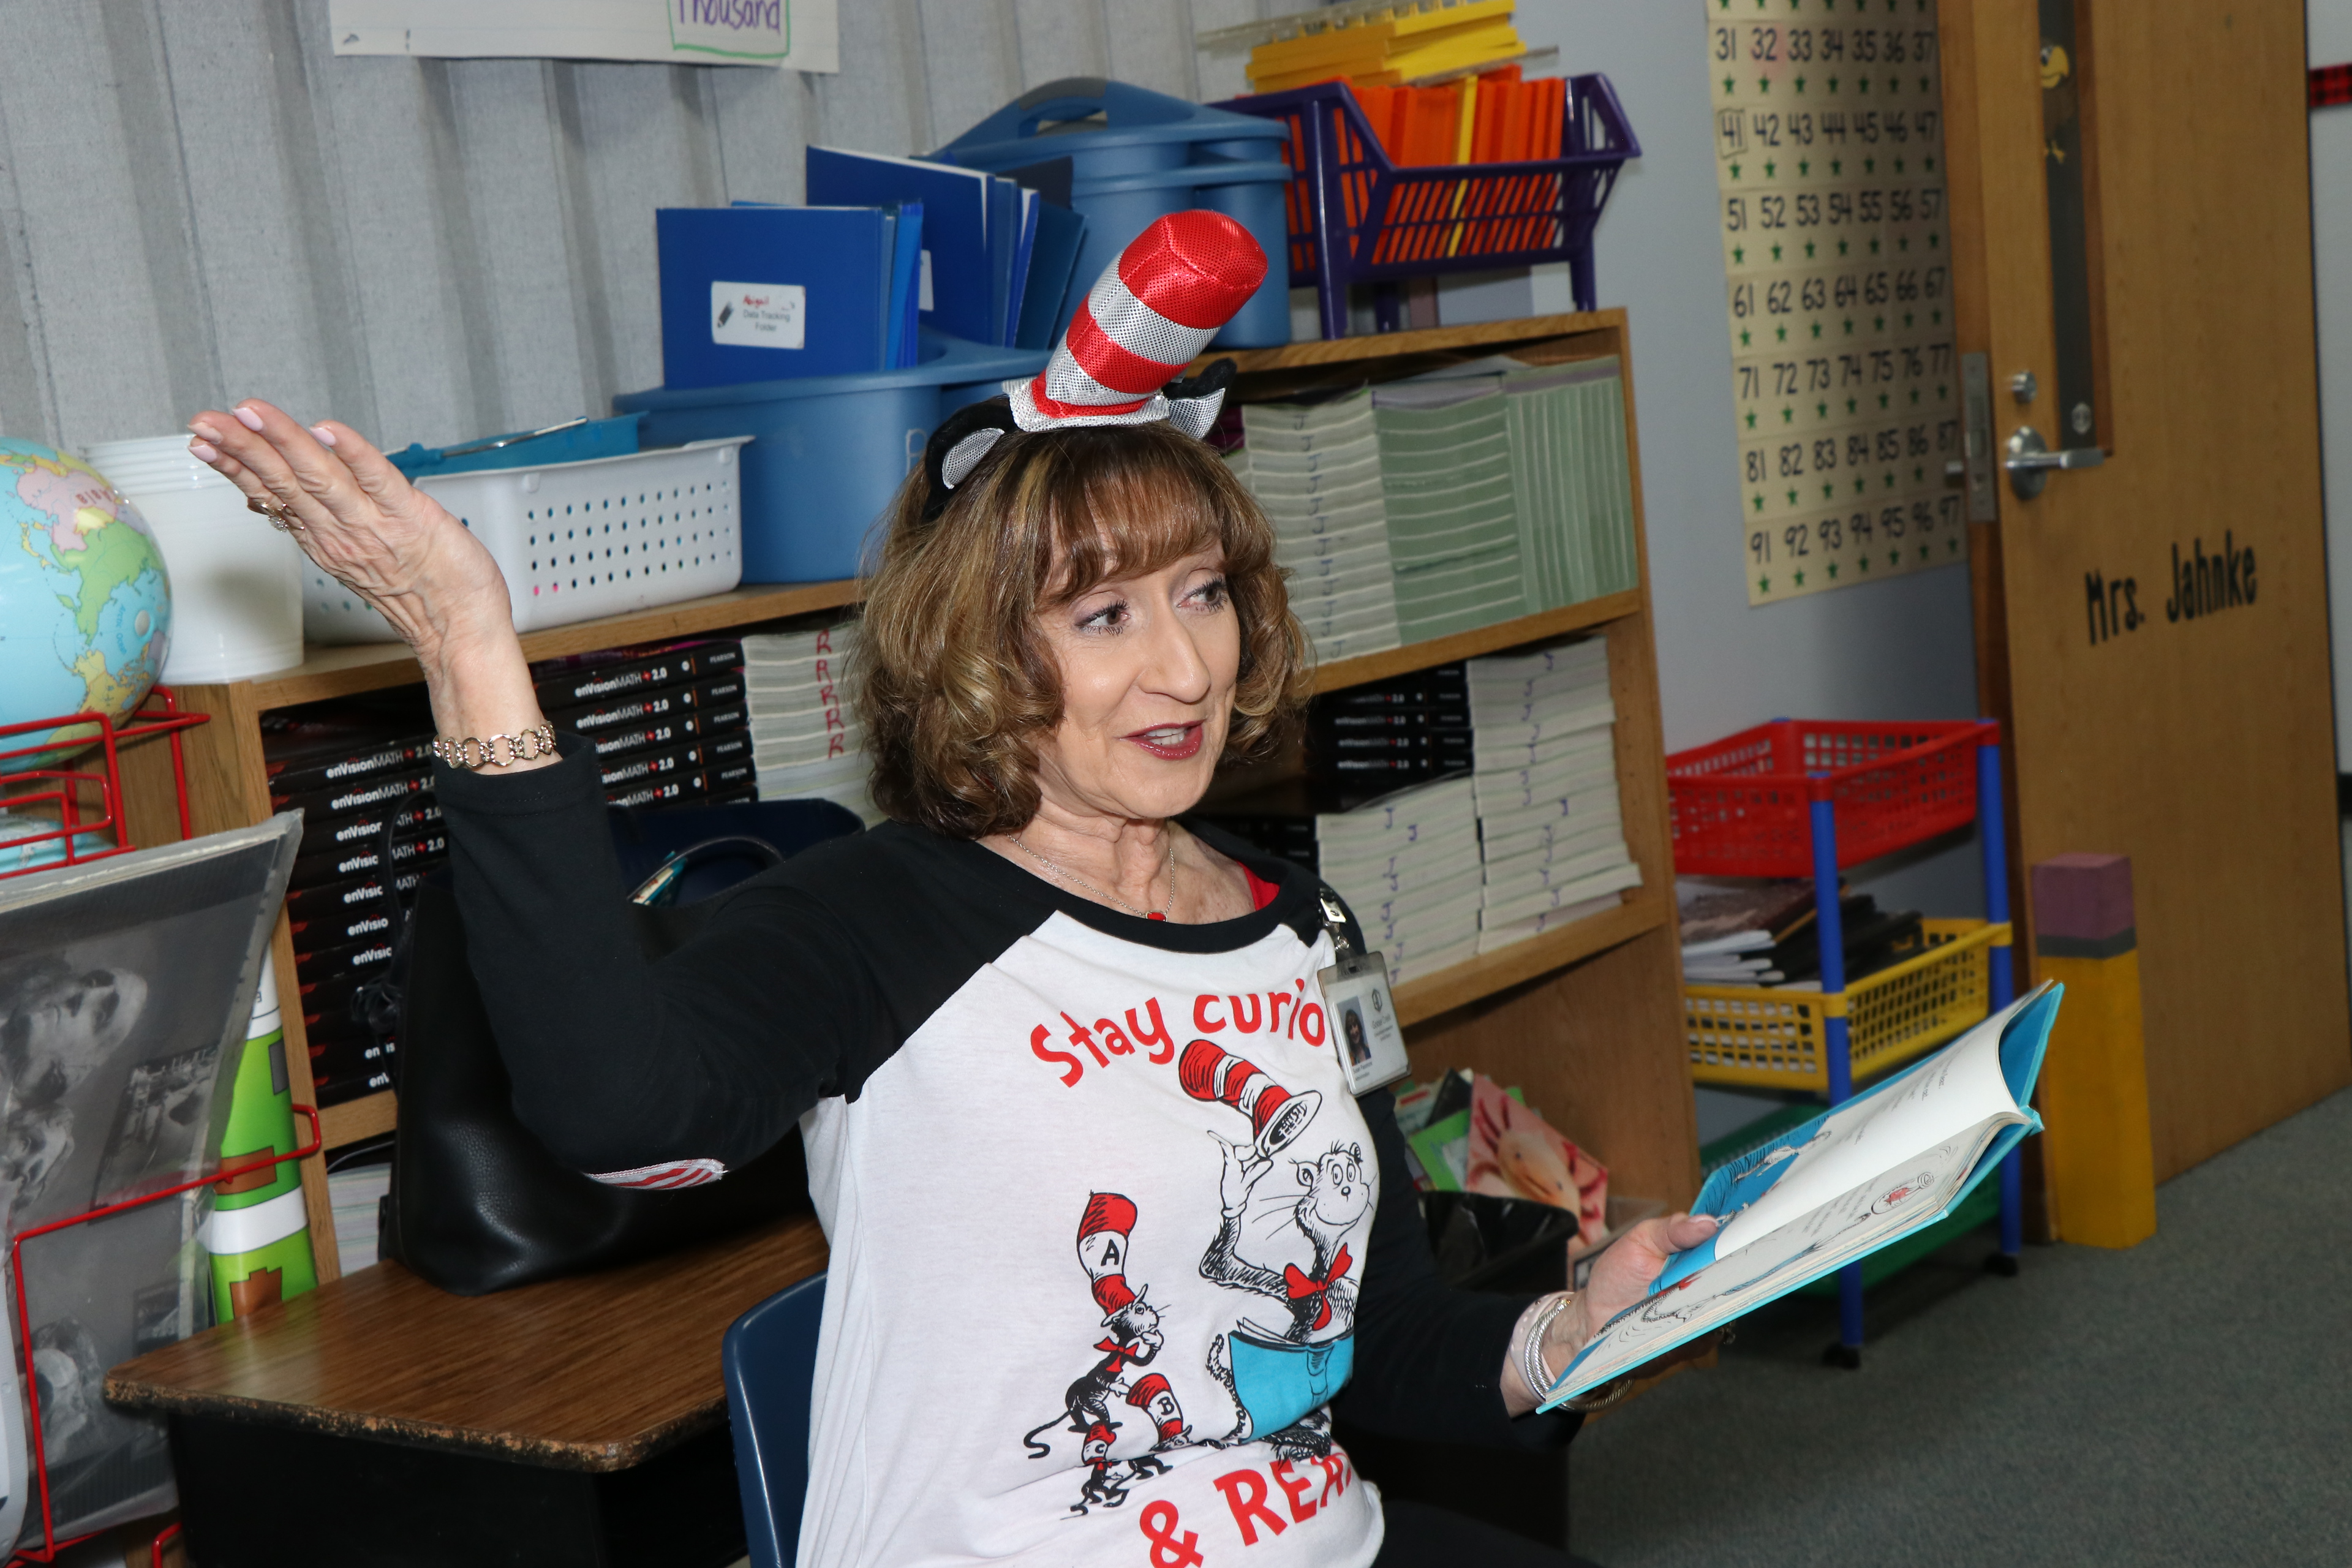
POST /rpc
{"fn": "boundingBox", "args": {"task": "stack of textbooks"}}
[1373,382,1528,643]
[533,638,756,812]
[1306,662,1471,786]
[1678,880,1924,989]
[744,617,878,824]
[1503,358,1640,612]
[1316,775,1483,985]
[265,706,439,1107]
[1234,390,1404,662]
[1228,360,1638,655]
[1468,639,1642,954]
[268,637,750,1107]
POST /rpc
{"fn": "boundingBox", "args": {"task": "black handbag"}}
[377,800,862,1295]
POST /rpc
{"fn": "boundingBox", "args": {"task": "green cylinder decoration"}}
[205,952,317,1321]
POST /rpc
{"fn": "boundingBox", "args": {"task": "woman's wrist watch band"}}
[431,722,557,771]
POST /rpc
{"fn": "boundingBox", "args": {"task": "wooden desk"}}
[107,1215,827,1567]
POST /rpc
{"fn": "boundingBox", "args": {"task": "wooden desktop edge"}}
[107,1212,831,1472]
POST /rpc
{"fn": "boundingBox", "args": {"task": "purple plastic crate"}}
[1216,75,1638,341]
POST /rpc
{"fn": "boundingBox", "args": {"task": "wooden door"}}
[1943,0,2351,1180]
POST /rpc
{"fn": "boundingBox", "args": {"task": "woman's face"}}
[1031,546,1238,824]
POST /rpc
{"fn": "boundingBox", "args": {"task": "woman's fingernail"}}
[234,406,265,432]
[310,424,338,447]
[188,439,219,462]
[187,421,222,442]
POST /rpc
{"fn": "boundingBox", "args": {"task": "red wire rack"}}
[4,1109,321,1564]
[4,685,243,1562]
[0,690,209,881]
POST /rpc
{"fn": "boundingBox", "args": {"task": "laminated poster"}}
[1708,0,1969,604]
[0,818,299,1551]
[330,0,842,72]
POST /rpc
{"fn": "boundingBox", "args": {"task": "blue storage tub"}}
[614,331,1046,585]
[387,413,643,479]
[936,78,1292,350]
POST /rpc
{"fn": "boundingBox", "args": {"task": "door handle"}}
[2004,425,2105,499]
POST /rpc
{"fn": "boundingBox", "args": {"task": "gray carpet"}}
[1569,1087,2352,1567]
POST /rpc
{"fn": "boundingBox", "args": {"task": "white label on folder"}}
[710,281,805,350]
[919,249,935,312]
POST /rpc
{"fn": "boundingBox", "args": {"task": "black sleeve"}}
[1333,1087,1583,1450]
[432,738,893,1175]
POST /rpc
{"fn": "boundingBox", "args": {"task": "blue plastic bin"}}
[386,413,643,479]
[936,78,1293,349]
[614,331,1046,584]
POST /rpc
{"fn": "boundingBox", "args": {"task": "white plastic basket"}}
[304,438,750,644]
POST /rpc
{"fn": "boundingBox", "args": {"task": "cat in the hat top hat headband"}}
[919,209,1268,520]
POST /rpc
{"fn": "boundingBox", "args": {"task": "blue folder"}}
[807,147,995,347]
[1015,202,1087,352]
[657,206,892,388]
[886,202,924,369]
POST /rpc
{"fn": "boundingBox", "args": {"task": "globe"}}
[0,440,172,771]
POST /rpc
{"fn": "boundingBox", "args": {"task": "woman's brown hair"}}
[855,420,1308,839]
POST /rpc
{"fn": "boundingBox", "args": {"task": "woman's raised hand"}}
[187,400,554,762]
[186,400,510,662]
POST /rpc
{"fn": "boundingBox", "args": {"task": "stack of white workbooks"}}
[1468,638,1642,954]
[1232,390,1403,662]
[1314,775,1482,986]
[1540,984,2060,1408]
[744,619,878,823]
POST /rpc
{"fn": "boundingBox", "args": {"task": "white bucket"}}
[83,436,305,683]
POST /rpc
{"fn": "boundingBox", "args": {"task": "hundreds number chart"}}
[1709,0,1966,604]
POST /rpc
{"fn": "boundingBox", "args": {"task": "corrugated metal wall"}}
[0,0,1314,456]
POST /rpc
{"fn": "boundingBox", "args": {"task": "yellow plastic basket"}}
[1685,919,2011,1091]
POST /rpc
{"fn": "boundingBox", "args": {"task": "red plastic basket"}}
[1665,719,1997,878]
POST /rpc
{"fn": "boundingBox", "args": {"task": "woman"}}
[186,214,1713,1567]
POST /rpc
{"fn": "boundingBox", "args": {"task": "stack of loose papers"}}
[1678,879,1818,986]
[745,619,878,823]
[1503,357,1640,611]
[1373,382,1528,643]
[1468,639,1641,953]
[1316,776,1482,985]
[1235,390,1403,662]
[328,1164,391,1272]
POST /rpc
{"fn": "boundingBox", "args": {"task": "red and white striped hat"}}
[1007,209,1267,435]
[923,210,1267,513]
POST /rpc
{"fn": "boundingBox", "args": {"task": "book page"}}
[1545,1112,2015,1404]
[1704,989,2037,1258]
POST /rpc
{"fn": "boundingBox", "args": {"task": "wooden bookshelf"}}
[239,579,862,709]
[1222,309,1699,1215]
[118,309,1700,1277]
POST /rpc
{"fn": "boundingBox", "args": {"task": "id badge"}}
[1317,949,1411,1095]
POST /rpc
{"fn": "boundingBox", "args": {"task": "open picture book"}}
[1539,981,2064,1409]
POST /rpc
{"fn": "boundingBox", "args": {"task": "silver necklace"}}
[1012,834,1173,921]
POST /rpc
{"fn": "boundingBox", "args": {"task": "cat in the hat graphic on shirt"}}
[1184,1038,1373,1460]
[1018,1040,1373,1513]
[1022,1191,1191,1515]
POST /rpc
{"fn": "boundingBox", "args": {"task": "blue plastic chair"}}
[723,1271,828,1568]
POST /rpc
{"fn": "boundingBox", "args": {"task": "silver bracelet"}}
[431,722,557,772]
[1519,1291,1575,1401]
